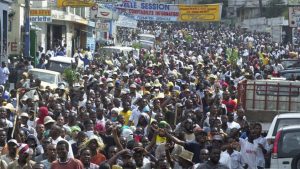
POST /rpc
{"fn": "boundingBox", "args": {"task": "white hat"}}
[20,112,29,118]
[44,116,55,125]
[122,72,129,77]
[130,84,137,88]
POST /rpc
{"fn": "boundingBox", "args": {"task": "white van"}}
[28,68,63,89]
[138,34,155,49]
[48,56,84,73]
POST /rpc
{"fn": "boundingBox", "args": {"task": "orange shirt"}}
[90,152,106,165]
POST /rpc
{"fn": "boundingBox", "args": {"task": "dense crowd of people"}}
[0,21,297,169]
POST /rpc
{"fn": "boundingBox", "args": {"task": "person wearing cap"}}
[43,116,55,138]
[51,140,84,169]
[129,83,142,106]
[1,139,18,165]
[8,144,36,169]
[20,112,37,137]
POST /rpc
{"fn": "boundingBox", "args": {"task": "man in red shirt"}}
[222,91,237,113]
[51,140,84,169]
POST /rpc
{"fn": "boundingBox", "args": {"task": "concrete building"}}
[0,0,12,62]
[8,0,95,59]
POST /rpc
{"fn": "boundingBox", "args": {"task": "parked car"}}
[266,113,300,143]
[271,125,300,169]
[28,68,65,89]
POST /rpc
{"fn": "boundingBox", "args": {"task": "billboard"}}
[178,4,221,22]
[90,4,119,20]
[57,0,95,8]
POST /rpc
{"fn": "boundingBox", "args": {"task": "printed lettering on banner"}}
[178,4,221,22]
[115,1,179,21]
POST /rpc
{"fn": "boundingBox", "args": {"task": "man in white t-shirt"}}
[227,112,241,130]
[254,123,270,169]
[239,129,259,169]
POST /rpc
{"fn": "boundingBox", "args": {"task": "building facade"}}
[8,0,95,59]
[0,0,12,62]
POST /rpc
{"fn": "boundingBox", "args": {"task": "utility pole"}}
[24,0,30,58]
[259,0,263,17]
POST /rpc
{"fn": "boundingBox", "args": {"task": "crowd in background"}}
[0,21,297,169]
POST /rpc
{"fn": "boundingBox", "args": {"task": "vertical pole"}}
[24,0,30,58]
[259,0,263,17]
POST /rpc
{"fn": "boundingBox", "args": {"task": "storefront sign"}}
[57,0,95,8]
[30,9,52,22]
[178,4,221,22]
[289,7,300,27]
[116,1,179,22]
[30,9,51,16]
[96,21,110,32]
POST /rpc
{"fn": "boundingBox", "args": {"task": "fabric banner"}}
[114,2,221,22]
[178,4,221,22]
[115,1,179,22]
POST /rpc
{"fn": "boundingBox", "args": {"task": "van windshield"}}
[29,71,56,84]
[273,118,300,136]
[278,130,300,158]
[48,61,72,73]
[139,36,155,42]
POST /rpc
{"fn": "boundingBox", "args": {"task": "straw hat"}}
[175,149,194,166]
[2,103,15,111]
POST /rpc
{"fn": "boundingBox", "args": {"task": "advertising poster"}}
[178,4,221,22]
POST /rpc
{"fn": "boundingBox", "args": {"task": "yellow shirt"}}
[119,110,132,125]
[262,57,269,65]
[156,135,167,144]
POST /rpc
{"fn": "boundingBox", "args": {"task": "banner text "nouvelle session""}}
[118,2,171,11]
